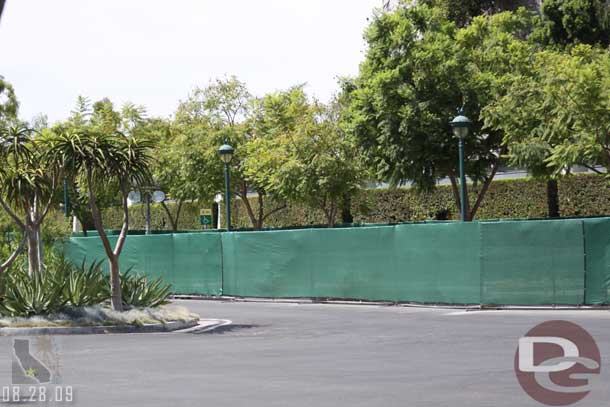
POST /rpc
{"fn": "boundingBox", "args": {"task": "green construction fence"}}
[63,232,223,296]
[63,217,610,305]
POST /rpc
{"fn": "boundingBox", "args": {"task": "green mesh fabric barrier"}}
[582,218,610,305]
[222,223,481,302]
[222,226,399,300]
[393,223,481,303]
[63,218,610,305]
[64,233,222,295]
[480,219,585,305]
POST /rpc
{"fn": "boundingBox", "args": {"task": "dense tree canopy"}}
[345,4,535,219]
[172,76,271,229]
[244,87,364,226]
[487,45,610,175]
[421,0,539,27]
[534,0,610,47]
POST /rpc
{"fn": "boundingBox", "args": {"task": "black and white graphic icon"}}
[12,339,52,385]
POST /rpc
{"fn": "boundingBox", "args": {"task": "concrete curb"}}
[173,319,233,334]
[0,318,199,336]
[171,295,610,311]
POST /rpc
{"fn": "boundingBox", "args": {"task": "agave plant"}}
[0,253,113,317]
[0,268,66,317]
[59,258,111,307]
[120,269,172,308]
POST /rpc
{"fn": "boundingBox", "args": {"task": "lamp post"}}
[63,178,70,218]
[128,188,165,235]
[450,110,472,222]
[218,143,234,231]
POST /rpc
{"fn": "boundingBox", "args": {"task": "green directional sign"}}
[200,209,212,226]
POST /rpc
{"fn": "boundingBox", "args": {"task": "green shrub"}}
[120,270,172,308]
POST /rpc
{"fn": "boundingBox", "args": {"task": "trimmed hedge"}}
[99,173,610,230]
[354,174,610,223]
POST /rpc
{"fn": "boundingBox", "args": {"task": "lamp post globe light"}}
[450,110,472,222]
[218,143,235,231]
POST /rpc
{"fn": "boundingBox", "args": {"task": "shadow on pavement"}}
[188,324,261,335]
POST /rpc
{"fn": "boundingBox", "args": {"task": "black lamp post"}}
[63,178,70,218]
[450,110,472,222]
[218,143,235,231]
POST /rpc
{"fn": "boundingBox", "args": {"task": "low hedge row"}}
[354,174,610,222]
[99,173,610,230]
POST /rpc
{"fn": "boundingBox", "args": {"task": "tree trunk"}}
[547,179,560,218]
[161,200,183,232]
[174,200,183,230]
[257,192,264,230]
[108,255,122,311]
[328,213,336,227]
[469,158,502,221]
[36,225,43,270]
[86,168,124,311]
[325,198,338,227]
[240,186,286,230]
[341,197,353,224]
[240,182,260,230]
[27,228,39,277]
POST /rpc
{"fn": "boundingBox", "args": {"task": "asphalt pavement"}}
[0,300,609,406]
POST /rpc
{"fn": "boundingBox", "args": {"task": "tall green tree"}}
[346,5,533,220]
[148,119,203,231]
[482,54,565,218]
[486,0,610,218]
[245,87,364,226]
[533,46,610,175]
[486,45,610,193]
[174,76,287,230]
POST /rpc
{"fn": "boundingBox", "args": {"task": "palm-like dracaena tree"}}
[47,129,153,311]
[0,126,60,276]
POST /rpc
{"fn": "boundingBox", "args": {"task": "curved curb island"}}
[0,318,200,336]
